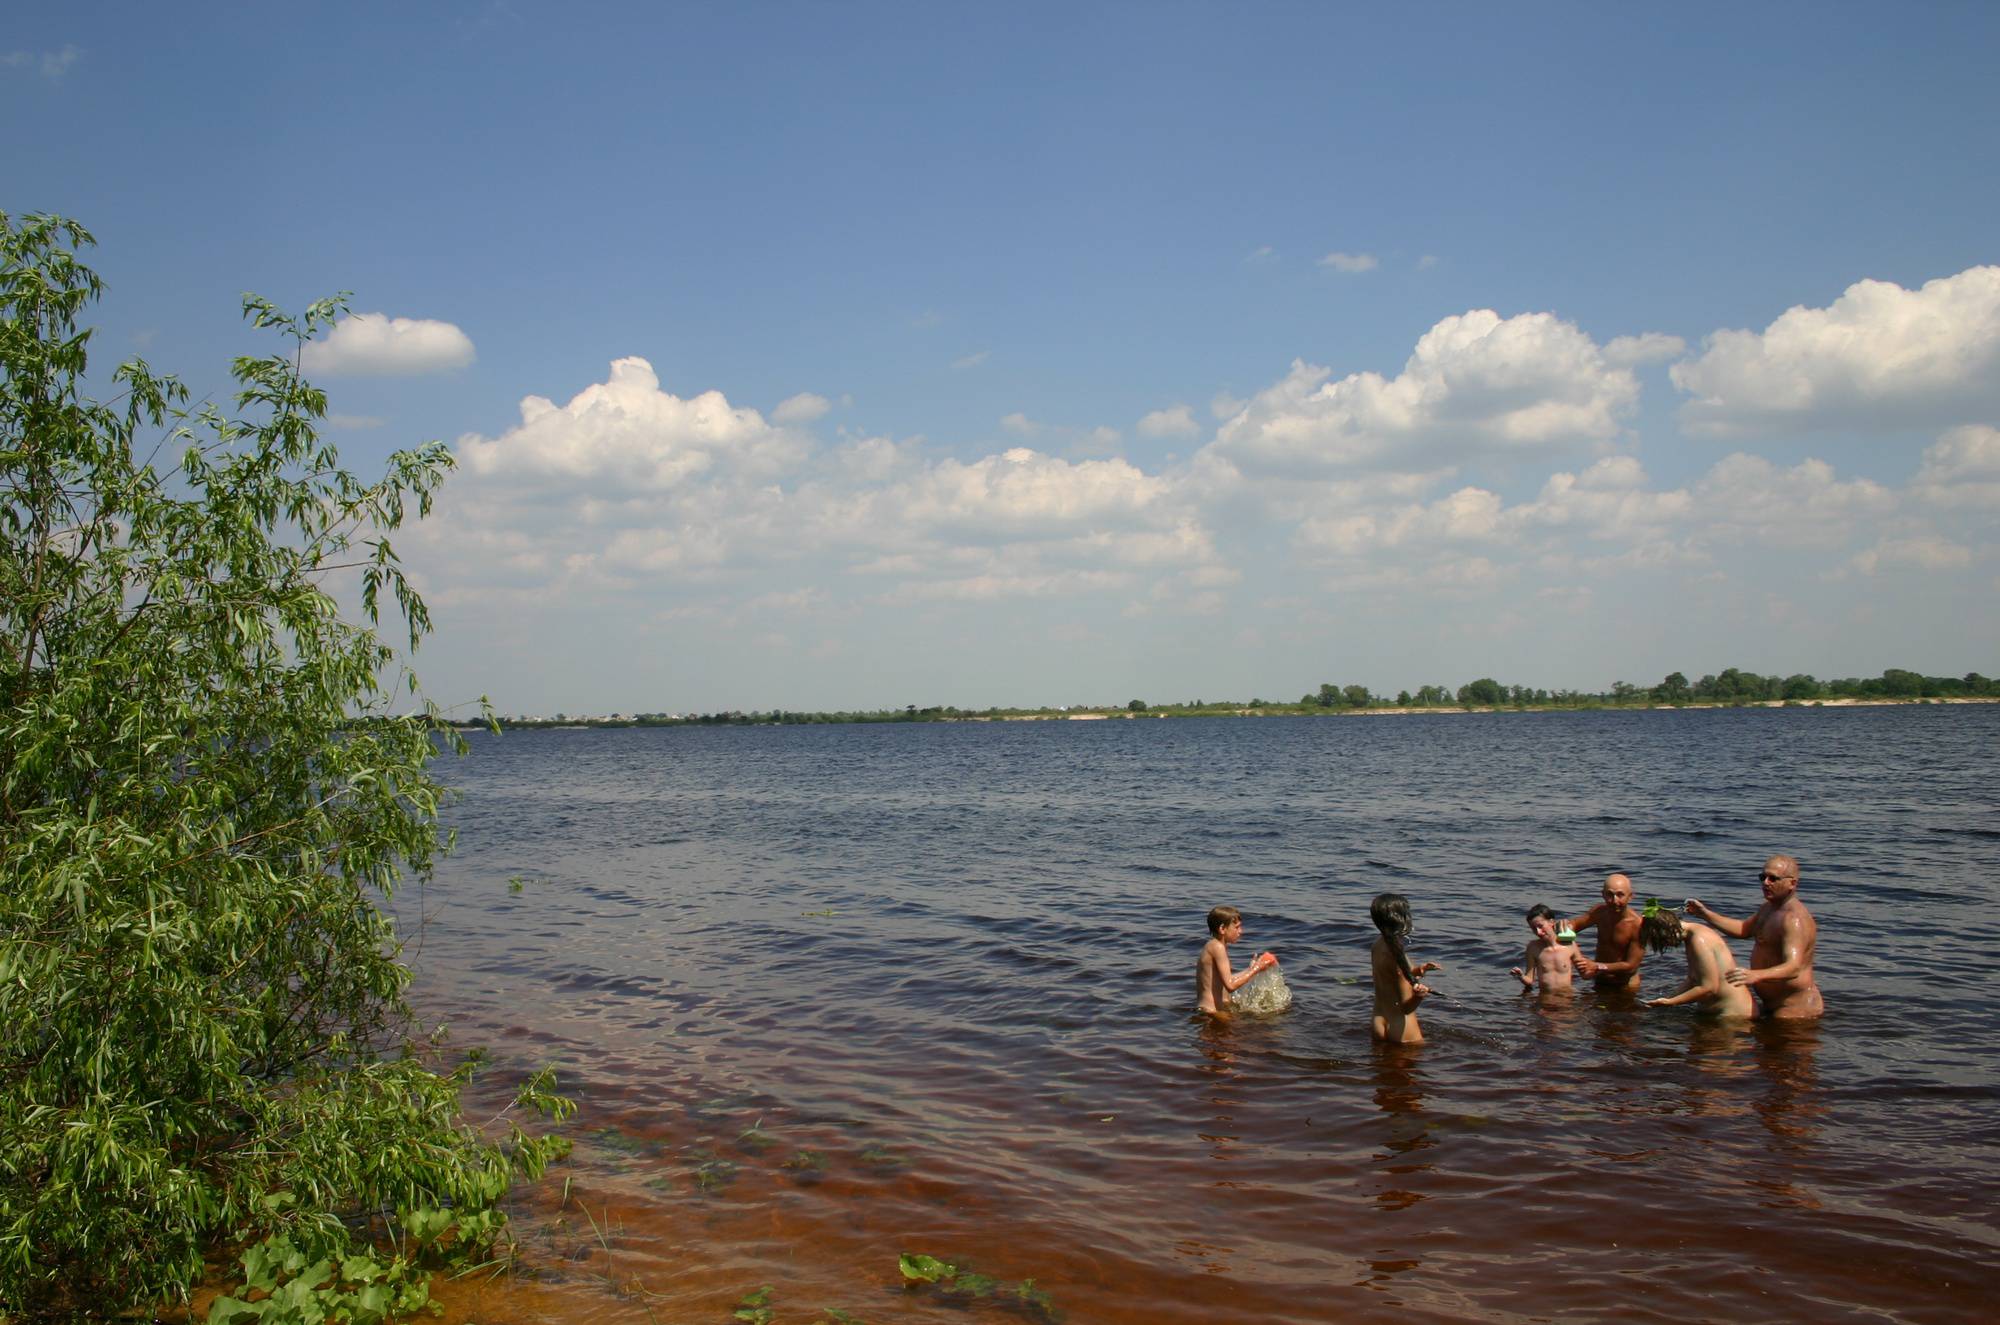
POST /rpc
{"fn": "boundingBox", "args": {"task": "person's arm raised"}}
[1685,898,1749,939]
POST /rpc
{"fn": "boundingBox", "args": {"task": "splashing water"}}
[1232,966,1293,1014]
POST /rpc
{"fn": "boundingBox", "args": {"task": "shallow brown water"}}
[403,708,2000,1323]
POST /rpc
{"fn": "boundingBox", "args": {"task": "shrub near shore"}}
[0,214,570,1320]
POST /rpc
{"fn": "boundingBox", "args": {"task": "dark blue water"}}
[406,704,2000,1325]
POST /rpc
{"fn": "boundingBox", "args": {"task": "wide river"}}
[402,705,1998,1324]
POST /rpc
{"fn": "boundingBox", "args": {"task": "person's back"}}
[1639,903,1753,1018]
[1370,935,1422,1042]
[1687,925,1755,1019]
[1368,893,1438,1043]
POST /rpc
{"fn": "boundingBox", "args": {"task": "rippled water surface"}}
[404,706,2000,1324]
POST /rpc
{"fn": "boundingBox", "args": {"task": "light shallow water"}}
[403,705,2000,1324]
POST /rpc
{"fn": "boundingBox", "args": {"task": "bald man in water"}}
[1685,854,1823,1019]
[1568,872,1645,991]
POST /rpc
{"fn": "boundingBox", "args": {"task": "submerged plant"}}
[898,1254,1060,1320]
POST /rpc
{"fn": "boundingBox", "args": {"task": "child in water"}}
[1370,893,1441,1043]
[1639,900,1755,1019]
[1195,905,1276,1014]
[1510,903,1583,993]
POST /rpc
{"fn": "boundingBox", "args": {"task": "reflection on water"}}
[403,705,2000,1324]
[1367,1043,1432,1214]
[1753,1019,1825,1149]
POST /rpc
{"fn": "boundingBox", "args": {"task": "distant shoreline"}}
[459,695,1998,731]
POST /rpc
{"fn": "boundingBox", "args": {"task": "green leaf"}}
[207,1295,266,1323]
[898,1253,955,1284]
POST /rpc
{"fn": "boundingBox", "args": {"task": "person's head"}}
[1207,905,1243,939]
[1638,901,1685,953]
[1525,903,1558,942]
[1758,855,1801,904]
[1371,893,1416,981]
[1371,893,1412,944]
[1600,873,1634,913]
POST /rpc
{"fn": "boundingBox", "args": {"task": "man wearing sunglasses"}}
[1683,855,1823,1019]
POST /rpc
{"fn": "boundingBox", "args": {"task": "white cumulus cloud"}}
[1204,309,1643,478]
[772,392,832,424]
[1604,332,1687,368]
[1137,404,1202,440]
[1688,454,1896,547]
[456,356,802,492]
[1671,266,2000,435]
[1912,425,2000,508]
[887,448,1169,540]
[301,312,475,377]
[1319,251,1378,273]
[1850,536,1974,575]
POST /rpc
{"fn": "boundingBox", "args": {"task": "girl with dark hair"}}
[1369,892,1441,1043]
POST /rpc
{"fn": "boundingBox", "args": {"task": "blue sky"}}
[9,2,1999,712]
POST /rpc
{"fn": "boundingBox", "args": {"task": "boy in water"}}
[1639,900,1754,1019]
[1369,893,1442,1043]
[1195,905,1276,1014]
[1510,903,1583,993]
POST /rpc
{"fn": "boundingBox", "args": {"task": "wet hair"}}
[1207,905,1242,936]
[1525,903,1556,925]
[1639,907,1686,953]
[1370,893,1417,984]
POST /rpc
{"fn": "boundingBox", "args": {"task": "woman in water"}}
[1370,893,1441,1043]
[1639,900,1754,1019]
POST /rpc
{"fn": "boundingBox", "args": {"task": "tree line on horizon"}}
[492,666,1995,728]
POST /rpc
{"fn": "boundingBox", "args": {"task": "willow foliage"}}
[0,214,566,1319]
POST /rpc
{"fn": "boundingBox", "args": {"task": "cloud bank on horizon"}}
[399,265,1998,710]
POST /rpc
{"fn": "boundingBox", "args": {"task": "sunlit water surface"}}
[402,706,2000,1324]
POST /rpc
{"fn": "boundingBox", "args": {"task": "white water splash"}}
[1232,966,1293,1014]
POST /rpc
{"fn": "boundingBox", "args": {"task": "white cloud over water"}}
[1671,266,2000,435]
[399,280,1997,710]
[1202,309,1648,479]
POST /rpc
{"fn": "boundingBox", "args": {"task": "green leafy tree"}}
[1653,671,1691,704]
[0,214,568,1318]
[1457,677,1504,706]
[1880,668,1924,698]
